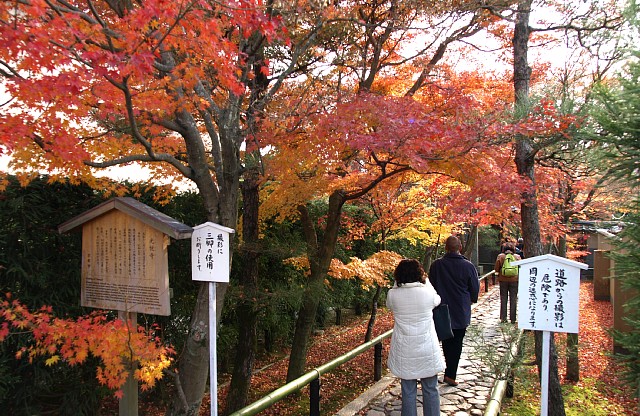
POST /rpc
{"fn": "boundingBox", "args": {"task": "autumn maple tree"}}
[1,0,630,415]
[1,0,518,409]
[476,1,627,414]
[1,0,291,414]
[261,71,522,382]
[0,294,172,395]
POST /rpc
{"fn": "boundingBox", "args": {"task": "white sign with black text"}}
[514,254,586,333]
[191,222,234,283]
[512,254,587,416]
[191,221,234,416]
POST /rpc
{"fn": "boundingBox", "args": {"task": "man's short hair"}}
[445,235,461,252]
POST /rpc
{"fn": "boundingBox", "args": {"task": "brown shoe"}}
[443,376,458,386]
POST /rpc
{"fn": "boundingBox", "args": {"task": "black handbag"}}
[433,304,454,341]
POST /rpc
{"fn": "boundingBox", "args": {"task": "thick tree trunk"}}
[534,332,567,415]
[167,283,217,416]
[223,173,261,415]
[286,270,326,382]
[286,191,346,382]
[422,240,439,272]
[167,110,240,416]
[222,27,271,411]
[462,223,478,263]
[566,333,579,382]
[513,1,565,414]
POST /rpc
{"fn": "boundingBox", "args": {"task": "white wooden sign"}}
[512,254,588,416]
[514,254,587,333]
[191,222,234,282]
[190,222,234,416]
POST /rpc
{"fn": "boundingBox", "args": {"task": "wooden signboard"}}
[59,197,193,416]
[514,254,587,333]
[59,197,193,316]
[81,211,170,315]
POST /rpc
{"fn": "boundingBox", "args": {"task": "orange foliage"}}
[261,85,520,225]
[0,0,285,195]
[261,60,595,238]
[284,250,403,289]
[328,251,403,288]
[0,294,173,396]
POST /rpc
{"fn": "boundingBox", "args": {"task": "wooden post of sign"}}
[209,282,218,416]
[541,330,550,416]
[191,222,234,416]
[119,311,138,416]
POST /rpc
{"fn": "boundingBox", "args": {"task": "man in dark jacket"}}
[428,235,480,386]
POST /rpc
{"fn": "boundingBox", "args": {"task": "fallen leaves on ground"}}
[555,281,639,414]
[108,280,638,415]
[214,309,396,415]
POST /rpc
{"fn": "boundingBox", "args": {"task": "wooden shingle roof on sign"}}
[58,197,193,240]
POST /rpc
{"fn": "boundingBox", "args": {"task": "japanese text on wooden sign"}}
[191,222,234,282]
[516,256,583,333]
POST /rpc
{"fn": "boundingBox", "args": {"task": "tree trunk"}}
[286,271,325,382]
[422,240,439,273]
[534,332,566,415]
[462,223,478,263]
[558,234,579,381]
[167,108,241,416]
[166,284,218,416]
[286,191,346,382]
[513,1,565,414]
[364,284,382,342]
[566,333,579,382]
[223,172,261,415]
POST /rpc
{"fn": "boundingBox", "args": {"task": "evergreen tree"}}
[589,6,640,398]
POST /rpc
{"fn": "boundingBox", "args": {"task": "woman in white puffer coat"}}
[387,258,445,416]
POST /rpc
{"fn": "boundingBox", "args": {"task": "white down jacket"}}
[386,281,445,380]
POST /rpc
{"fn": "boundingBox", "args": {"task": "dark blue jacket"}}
[428,253,480,330]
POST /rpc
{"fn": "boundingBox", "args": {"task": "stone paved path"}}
[337,285,508,416]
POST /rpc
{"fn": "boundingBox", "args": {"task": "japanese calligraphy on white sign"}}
[191,222,235,282]
[514,254,587,333]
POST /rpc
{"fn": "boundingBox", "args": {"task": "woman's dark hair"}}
[394,259,425,286]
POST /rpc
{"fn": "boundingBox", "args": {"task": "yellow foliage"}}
[286,251,403,290]
[45,355,60,366]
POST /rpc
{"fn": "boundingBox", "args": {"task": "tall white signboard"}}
[192,222,234,283]
[191,222,235,416]
[513,254,587,416]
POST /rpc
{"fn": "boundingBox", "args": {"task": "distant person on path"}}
[515,237,524,258]
[387,258,445,416]
[428,235,480,387]
[494,241,522,323]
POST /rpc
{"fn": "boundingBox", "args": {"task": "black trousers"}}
[442,328,466,380]
[499,281,518,323]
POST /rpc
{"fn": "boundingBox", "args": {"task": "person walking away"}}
[428,235,480,386]
[387,259,445,416]
[515,238,524,258]
[494,241,521,323]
